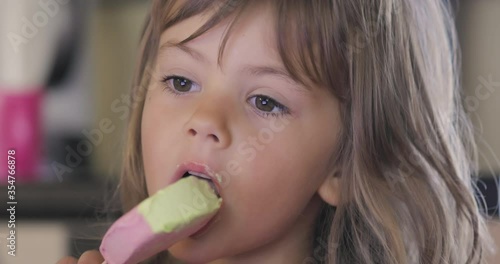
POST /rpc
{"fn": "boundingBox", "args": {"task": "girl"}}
[59,0,491,263]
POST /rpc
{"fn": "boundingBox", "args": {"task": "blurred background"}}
[0,0,498,263]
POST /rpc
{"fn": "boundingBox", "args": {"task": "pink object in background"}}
[0,89,43,183]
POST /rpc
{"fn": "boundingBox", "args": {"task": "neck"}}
[208,195,324,264]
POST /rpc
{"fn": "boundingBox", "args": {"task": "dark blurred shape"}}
[46,0,83,88]
[476,173,499,217]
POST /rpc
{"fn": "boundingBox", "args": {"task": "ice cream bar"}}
[100,176,222,264]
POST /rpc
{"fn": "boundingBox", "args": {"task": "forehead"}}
[154,0,338,93]
[158,4,281,71]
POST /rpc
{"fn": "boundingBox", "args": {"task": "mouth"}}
[171,161,224,199]
[171,162,223,238]
[182,171,221,198]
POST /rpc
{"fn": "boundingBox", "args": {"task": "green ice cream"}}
[137,176,222,233]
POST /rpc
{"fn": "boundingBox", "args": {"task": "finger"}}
[77,250,105,264]
[56,256,78,264]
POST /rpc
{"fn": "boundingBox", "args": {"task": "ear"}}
[317,171,341,207]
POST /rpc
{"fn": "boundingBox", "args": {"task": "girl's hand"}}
[56,250,105,264]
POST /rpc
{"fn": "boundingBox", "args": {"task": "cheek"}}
[141,96,182,194]
[230,125,336,220]
[210,128,334,254]
[254,124,336,186]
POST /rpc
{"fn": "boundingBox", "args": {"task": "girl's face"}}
[141,5,341,263]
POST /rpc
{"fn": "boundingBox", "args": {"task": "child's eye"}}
[161,75,200,95]
[248,95,290,118]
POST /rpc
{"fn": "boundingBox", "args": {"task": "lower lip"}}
[189,211,221,238]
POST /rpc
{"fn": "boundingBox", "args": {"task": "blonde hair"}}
[117,0,490,263]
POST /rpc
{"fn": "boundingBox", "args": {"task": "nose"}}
[183,98,232,149]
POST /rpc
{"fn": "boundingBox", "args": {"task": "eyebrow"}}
[159,41,310,92]
[160,41,210,64]
[243,66,310,92]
